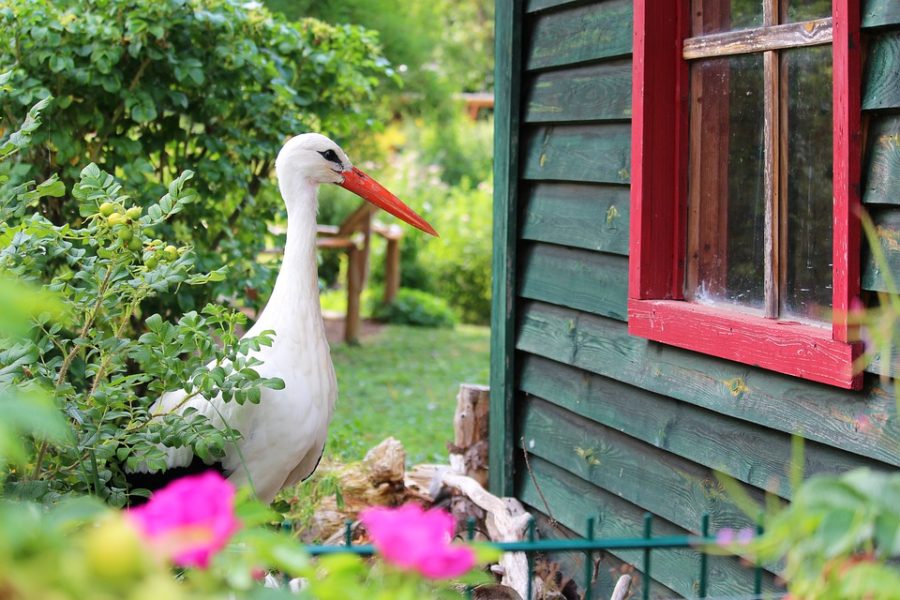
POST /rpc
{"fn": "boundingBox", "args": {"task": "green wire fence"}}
[299,512,771,600]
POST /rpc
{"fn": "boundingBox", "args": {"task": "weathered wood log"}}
[449,383,490,486]
[440,471,533,600]
[610,574,632,600]
[297,438,408,542]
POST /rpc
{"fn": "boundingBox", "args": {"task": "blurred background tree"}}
[1,0,392,317]
[265,0,496,325]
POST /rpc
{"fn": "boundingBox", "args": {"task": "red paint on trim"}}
[629,1,689,300]
[629,299,863,389]
[628,0,862,389]
[832,0,862,343]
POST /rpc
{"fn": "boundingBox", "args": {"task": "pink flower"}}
[715,527,755,546]
[360,503,476,579]
[128,471,240,569]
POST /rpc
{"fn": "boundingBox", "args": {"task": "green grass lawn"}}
[323,324,490,465]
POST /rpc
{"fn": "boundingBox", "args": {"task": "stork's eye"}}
[318,149,341,165]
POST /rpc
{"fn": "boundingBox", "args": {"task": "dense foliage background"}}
[2,0,392,317]
[0,0,495,506]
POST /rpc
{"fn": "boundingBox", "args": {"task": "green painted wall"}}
[491,0,900,597]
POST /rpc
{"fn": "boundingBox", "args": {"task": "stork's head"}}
[276,133,437,236]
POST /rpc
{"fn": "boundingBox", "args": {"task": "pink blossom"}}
[360,503,476,579]
[128,471,240,569]
[715,527,755,546]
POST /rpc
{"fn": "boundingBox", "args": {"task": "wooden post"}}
[360,212,372,288]
[344,212,371,345]
[384,235,400,305]
[449,384,490,487]
[345,243,363,344]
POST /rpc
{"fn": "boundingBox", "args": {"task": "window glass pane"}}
[686,53,766,312]
[782,0,831,23]
[692,0,763,35]
[781,45,833,322]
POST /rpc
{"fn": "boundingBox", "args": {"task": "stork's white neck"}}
[250,176,324,345]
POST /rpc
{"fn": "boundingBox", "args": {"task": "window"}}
[628,0,862,389]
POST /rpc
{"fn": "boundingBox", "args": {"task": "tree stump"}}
[448,384,490,486]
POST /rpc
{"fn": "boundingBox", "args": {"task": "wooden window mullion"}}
[630,0,862,389]
[778,50,790,317]
[763,48,780,318]
[762,0,778,318]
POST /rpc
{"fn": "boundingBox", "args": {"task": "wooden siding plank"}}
[521,183,630,255]
[519,395,767,533]
[866,338,899,379]
[862,207,900,292]
[515,455,779,598]
[526,0,586,14]
[864,114,900,206]
[522,124,631,183]
[489,0,524,498]
[526,0,633,71]
[863,0,900,29]
[529,512,680,600]
[862,32,900,110]
[519,243,628,320]
[515,300,900,466]
[518,354,887,499]
[525,61,632,122]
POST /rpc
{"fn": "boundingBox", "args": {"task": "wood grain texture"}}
[529,512,679,600]
[683,18,832,59]
[525,60,632,122]
[629,0,690,300]
[865,338,899,378]
[832,0,863,344]
[518,354,886,500]
[862,207,900,292]
[489,0,523,498]
[862,32,900,110]
[764,49,781,319]
[520,183,630,255]
[519,395,767,533]
[515,454,779,598]
[863,0,900,29]
[526,0,632,70]
[522,124,631,183]
[519,243,628,321]
[525,0,588,15]
[629,298,862,389]
[864,114,900,206]
[515,300,900,466]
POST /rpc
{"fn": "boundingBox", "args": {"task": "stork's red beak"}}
[338,167,438,237]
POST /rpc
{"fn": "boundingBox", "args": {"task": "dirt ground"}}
[322,312,385,345]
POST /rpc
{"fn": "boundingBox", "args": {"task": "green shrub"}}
[0,99,283,504]
[1,0,392,314]
[366,118,494,325]
[371,288,457,328]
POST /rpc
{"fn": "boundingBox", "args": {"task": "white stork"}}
[128,133,437,503]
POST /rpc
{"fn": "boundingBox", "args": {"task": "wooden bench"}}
[315,202,402,343]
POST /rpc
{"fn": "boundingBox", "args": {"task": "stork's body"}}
[132,134,435,503]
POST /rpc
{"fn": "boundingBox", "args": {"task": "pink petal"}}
[715,527,736,546]
[361,503,474,579]
[127,471,240,569]
[416,545,476,579]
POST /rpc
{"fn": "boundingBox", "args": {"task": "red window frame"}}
[628,0,863,389]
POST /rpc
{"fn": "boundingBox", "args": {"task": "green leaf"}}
[36,176,65,198]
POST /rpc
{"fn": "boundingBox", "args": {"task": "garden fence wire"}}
[299,513,784,600]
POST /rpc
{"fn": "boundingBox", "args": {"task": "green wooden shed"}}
[489,0,899,597]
